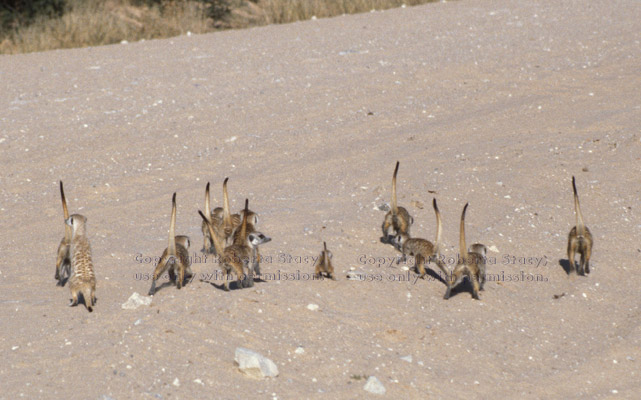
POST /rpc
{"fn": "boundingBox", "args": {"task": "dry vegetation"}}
[0,0,436,54]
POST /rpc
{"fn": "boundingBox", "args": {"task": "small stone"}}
[234,348,279,379]
[122,293,152,309]
[193,379,204,385]
[307,304,319,311]
[295,347,305,354]
[346,271,365,281]
[173,378,180,387]
[400,355,412,363]
[363,376,386,395]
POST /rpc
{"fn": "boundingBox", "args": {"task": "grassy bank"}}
[0,0,437,54]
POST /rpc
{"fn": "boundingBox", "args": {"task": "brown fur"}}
[313,242,336,280]
[199,199,270,291]
[66,214,96,312]
[394,198,448,279]
[382,161,413,242]
[444,203,484,300]
[55,180,72,286]
[567,176,593,275]
[148,193,192,296]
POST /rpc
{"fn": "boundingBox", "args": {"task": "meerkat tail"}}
[223,177,232,226]
[168,192,177,256]
[459,203,469,263]
[199,210,224,256]
[572,176,586,237]
[391,161,400,214]
[81,284,93,312]
[60,181,72,241]
[323,241,328,269]
[433,198,443,254]
[204,182,211,222]
[239,198,249,240]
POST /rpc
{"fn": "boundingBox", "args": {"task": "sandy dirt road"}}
[1,0,640,398]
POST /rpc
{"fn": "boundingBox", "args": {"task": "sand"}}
[1,0,640,398]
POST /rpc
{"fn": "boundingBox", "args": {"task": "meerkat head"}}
[175,235,191,249]
[65,214,86,228]
[392,233,409,251]
[469,243,487,258]
[248,232,271,246]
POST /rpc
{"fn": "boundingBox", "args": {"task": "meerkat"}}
[444,203,484,300]
[148,193,193,296]
[382,161,413,243]
[219,177,242,243]
[313,242,336,280]
[567,176,593,275]
[66,214,96,312]
[199,199,271,291]
[393,198,449,280]
[230,205,262,275]
[55,180,72,286]
[200,182,226,253]
[468,243,488,290]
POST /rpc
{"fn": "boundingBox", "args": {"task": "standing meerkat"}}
[55,180,72,286]
[219,177,241,244]
[148,193,193,296]
[313,242,336,280]
[230,204,262,275]
[444,203,484,300]
[200,182,225,253]
[382,161,413,243]
[66,214,96,312]
[393,198,449,280]
[199,199,271,291]
[567,176,593,275]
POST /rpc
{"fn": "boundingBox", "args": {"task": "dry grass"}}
[0,0,210,54]
[0,0,437,54]
[245,0,437,26]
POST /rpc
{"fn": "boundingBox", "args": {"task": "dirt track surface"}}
[1,0,641,398]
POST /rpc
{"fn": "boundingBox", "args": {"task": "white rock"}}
[307,303,319,311]
[235,348,279,379]
[364,376,386,395]
[173,378,180,387]
[295,347,305,354]
[488,245,499,253]
[401,355,413,363]
[121,292,152,309]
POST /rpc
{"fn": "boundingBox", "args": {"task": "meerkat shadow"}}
[70,293,97,309]
[423,269,448,285]
[152,280,175,294]
[203,280,248,291]
[379,235,394,245]
[57,276,70,287]
[559,259,573,275]
[446,279,474,299]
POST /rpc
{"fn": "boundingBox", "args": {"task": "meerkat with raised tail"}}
[148,193,192,296]
[218,177,242,244]
[444,203,484,300]
[393,198,449,280]
[200,182,225,253]
[230,204,263,275]
[567,176,593,275]
[66,214,96,312]
[382,161,413,243]
[199,199,271,291]
[55,181,72,286]
[313,242,336,280]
